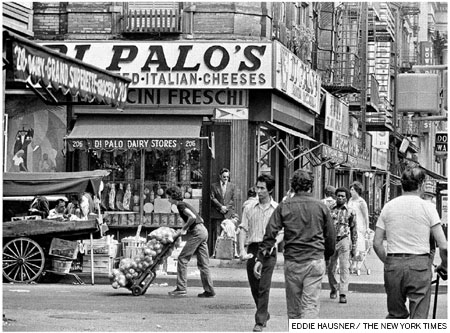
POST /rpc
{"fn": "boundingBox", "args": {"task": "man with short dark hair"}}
[48,199,69,220]
[256,169,335,319]
[327,187,357,304]
[239,174,281,332]
[373,167,448,319]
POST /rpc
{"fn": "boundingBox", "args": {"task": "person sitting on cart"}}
[166,186,216,298]
[28,196,49,219]
[48,199,70,221]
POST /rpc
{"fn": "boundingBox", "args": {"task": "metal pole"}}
[360,2,368,148]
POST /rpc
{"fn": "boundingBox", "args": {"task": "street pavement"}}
[2,283,447,332]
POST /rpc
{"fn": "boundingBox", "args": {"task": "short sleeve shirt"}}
[177,201,203,226]
[377,195,441,254]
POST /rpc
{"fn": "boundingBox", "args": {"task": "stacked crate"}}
[82,236,119,274]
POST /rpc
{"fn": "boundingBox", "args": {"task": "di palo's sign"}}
[41,42,272,89]
[435,132,448,155]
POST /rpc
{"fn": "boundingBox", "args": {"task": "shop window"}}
[88,146,203,215]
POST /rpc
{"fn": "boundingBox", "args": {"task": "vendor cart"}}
[2,170,110,284]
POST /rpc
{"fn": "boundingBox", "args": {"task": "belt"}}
[336,235,348,242]
[387,253,429,257]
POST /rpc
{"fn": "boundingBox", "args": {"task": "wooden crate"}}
[49,238,79,260]
[82,255,114,274]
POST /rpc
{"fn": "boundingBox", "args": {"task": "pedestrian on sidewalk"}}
[166,186,216,298]
[373,167,448,319]
[321,185,336,210]
[238,174,282,332]
[327,187,357,304]
[256,169,335,320]
[348,181,370,274]
[210,167,236,255]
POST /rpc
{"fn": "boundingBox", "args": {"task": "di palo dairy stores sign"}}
[42,42,272,89]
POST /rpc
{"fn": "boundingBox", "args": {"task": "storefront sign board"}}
[126,89,247,107]
[324,91,349,136]
[272,41,321,114]
[10,37,129,108]
[67,138,199,152]
[42,41,272,89]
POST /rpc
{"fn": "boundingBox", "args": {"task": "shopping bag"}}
[214,237,234,260]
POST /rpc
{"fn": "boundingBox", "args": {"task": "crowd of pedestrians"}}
[164,166,447,330]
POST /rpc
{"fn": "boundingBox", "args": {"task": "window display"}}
[89,146,203,229]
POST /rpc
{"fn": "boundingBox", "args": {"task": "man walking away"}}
[239,174,282,332]
[373,167,447,319]
[321,185,336,210]
[327,187,357,304]
[256,169,335,320]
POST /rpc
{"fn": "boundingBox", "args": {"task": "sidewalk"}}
[51,249,447,294]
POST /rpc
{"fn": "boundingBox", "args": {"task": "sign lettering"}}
[43,42,272,89]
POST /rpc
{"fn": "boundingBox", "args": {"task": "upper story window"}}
[123,2,181,34]
[295,2,310,27]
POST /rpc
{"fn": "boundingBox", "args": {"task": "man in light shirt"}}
[373,167,447,319]
[239,174,283,332]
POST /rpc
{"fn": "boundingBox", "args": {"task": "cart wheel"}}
[131,286,143,296]
[357,269,361,276]
[3,237,45,283]
[367,269,371,275]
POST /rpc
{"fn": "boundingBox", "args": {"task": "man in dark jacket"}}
[256,169,335,319]
[210,167,235,254]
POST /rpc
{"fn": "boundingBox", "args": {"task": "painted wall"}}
[5,96,66,173]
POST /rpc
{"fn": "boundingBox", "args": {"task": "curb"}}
[40,271,447,295]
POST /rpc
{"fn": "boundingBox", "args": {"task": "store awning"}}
[3,170,110,196]
[3,30,131,108]
[268,122,316,142]
[66,115,205,151]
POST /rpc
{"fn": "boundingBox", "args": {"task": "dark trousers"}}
[246,242,277,325]
[384,255,432,319]
[209,218,222,256]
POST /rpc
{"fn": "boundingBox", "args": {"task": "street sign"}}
[435,132,448,155]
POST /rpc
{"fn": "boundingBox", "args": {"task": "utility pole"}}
[360,2,368,148]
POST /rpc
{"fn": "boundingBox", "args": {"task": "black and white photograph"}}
[1,1,448,331]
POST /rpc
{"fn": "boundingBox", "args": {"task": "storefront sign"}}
[42,42,272,89]
[332,132,371,169]
[127,89,247,107]
[372,131,389,149]
[12,40,129,108]
[272,41,321,114]
[371,147,388,170]
[324,91,349,135]
[435,132,448,155]
[322,145,347,165]
[67,138,198,151]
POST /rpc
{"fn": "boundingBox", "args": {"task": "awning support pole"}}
[288,143,324,166]
[135,149,145,239]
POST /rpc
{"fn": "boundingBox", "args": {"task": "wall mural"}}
[6,97,66,173]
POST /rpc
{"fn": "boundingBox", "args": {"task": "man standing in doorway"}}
[210,168,235,255]
[256,169,335,319]
[373,167,447,319]
[327,187,357,304]
[239,174,282,332]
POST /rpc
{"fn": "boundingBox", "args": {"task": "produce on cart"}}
[110,227,182,295]
[2,170,109,283]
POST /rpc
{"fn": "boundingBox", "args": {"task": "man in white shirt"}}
[373,167,447,319]
[48,199,69,221]
[239,174,282,332]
